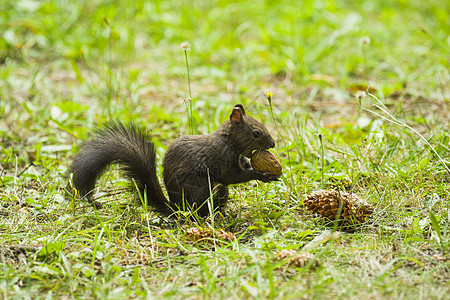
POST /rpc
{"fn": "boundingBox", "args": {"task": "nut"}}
[251,150,282,176]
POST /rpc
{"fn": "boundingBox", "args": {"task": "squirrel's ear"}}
[234,104,246,115]
[230,104,246,124]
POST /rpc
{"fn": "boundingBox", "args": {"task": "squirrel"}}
[70,104,279,217]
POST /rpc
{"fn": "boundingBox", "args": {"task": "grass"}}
[1,0,449,298]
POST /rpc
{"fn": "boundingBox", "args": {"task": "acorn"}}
[251,150,282,176]
[304,190,374,230]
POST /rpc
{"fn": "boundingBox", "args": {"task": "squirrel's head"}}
[228,104,275,158]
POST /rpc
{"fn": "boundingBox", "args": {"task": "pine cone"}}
[274,250,321,269]
[304,190,374,229]
[186,228,235,244]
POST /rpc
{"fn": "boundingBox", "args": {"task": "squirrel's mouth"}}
[242,150,253,158]
[246,146,272,158]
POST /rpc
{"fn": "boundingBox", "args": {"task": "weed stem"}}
[184,48,193,135]
[364,93,450,175]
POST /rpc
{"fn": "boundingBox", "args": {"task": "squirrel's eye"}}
[252,130,261,138]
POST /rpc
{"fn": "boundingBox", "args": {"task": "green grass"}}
[1,0,449,298]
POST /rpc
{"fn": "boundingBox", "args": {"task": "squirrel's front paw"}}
[258,171,280,182]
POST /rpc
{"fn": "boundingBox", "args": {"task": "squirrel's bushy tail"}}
[70,121,172,215]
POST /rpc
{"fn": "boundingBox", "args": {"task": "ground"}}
[0,0,449,299]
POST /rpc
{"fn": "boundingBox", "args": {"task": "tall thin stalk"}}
[266,91,294,198]
[319,134,324,188]
[103,17,113,118]
[181,42,193,135]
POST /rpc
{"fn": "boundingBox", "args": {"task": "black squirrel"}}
[70,104,279,217]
